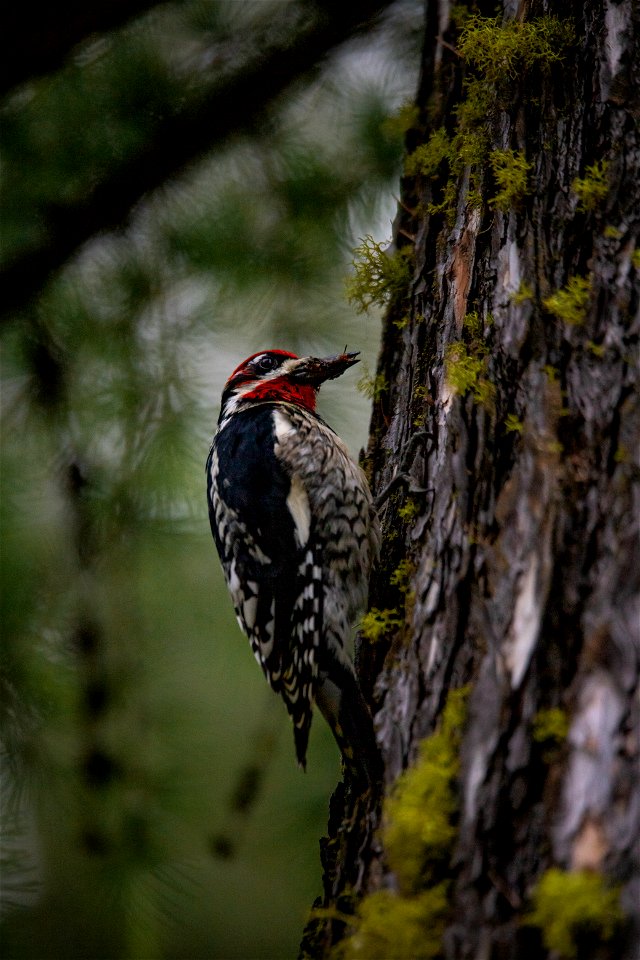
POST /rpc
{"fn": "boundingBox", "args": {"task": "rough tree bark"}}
[302,0,639,957]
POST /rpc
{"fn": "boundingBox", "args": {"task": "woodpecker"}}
[206,349,381,781]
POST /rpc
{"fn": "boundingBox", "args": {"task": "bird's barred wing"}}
[285,539,323,766]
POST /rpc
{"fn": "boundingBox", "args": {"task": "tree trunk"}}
[302,1,639,957]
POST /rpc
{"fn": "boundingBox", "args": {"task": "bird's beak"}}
[288,351,361,387]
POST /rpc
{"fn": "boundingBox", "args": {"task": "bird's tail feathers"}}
[315,660,382,785]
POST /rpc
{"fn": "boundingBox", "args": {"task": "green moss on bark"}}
[410,14,573,220]
[335,688,471,960]
[543,274,592,325]
[527,868,623,958]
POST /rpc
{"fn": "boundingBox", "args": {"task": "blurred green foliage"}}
[0,1,421,956]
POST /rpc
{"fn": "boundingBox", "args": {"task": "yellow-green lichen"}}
[445,341,496,410]
[527,868,623,958]
[572,160,609,212]
[453,81,492,172]
[462,309,483,338]
[543,274,592,325]
[405,128,451,178]
[397,498,420,522]
[587,340,605,357]
[547,439,564,455]
[393,314,411,330]
[504,413,524,434]
[360,608,404,643]
[458,15,575,86]
[442,83,490,209]
[335,687,471,960]
[390,558,416,594]
[421,77,493,220]
[384,685,470,893]
[414,16,573,223]
[346,236,413,314]
[632,249,640,270]
[472,378,496,410]
[445,342,484,394]
[603,225,622,239]
[489,148,532,211]
[511,280,534,304]
[336,886,449,960]
[356,361,388,401]
[532,707,569,744]
[454,76,494,131]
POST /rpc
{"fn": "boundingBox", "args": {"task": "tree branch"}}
[0,0,164,97]
[0,0,393,323]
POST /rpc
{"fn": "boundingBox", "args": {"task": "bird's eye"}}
[254,355,279,373]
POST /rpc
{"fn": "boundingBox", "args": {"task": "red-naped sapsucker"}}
[206,350,381,781]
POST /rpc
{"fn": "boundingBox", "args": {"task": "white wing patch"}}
[273,408,311,548]
[286,473,311,548]
[272,407,295,442]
